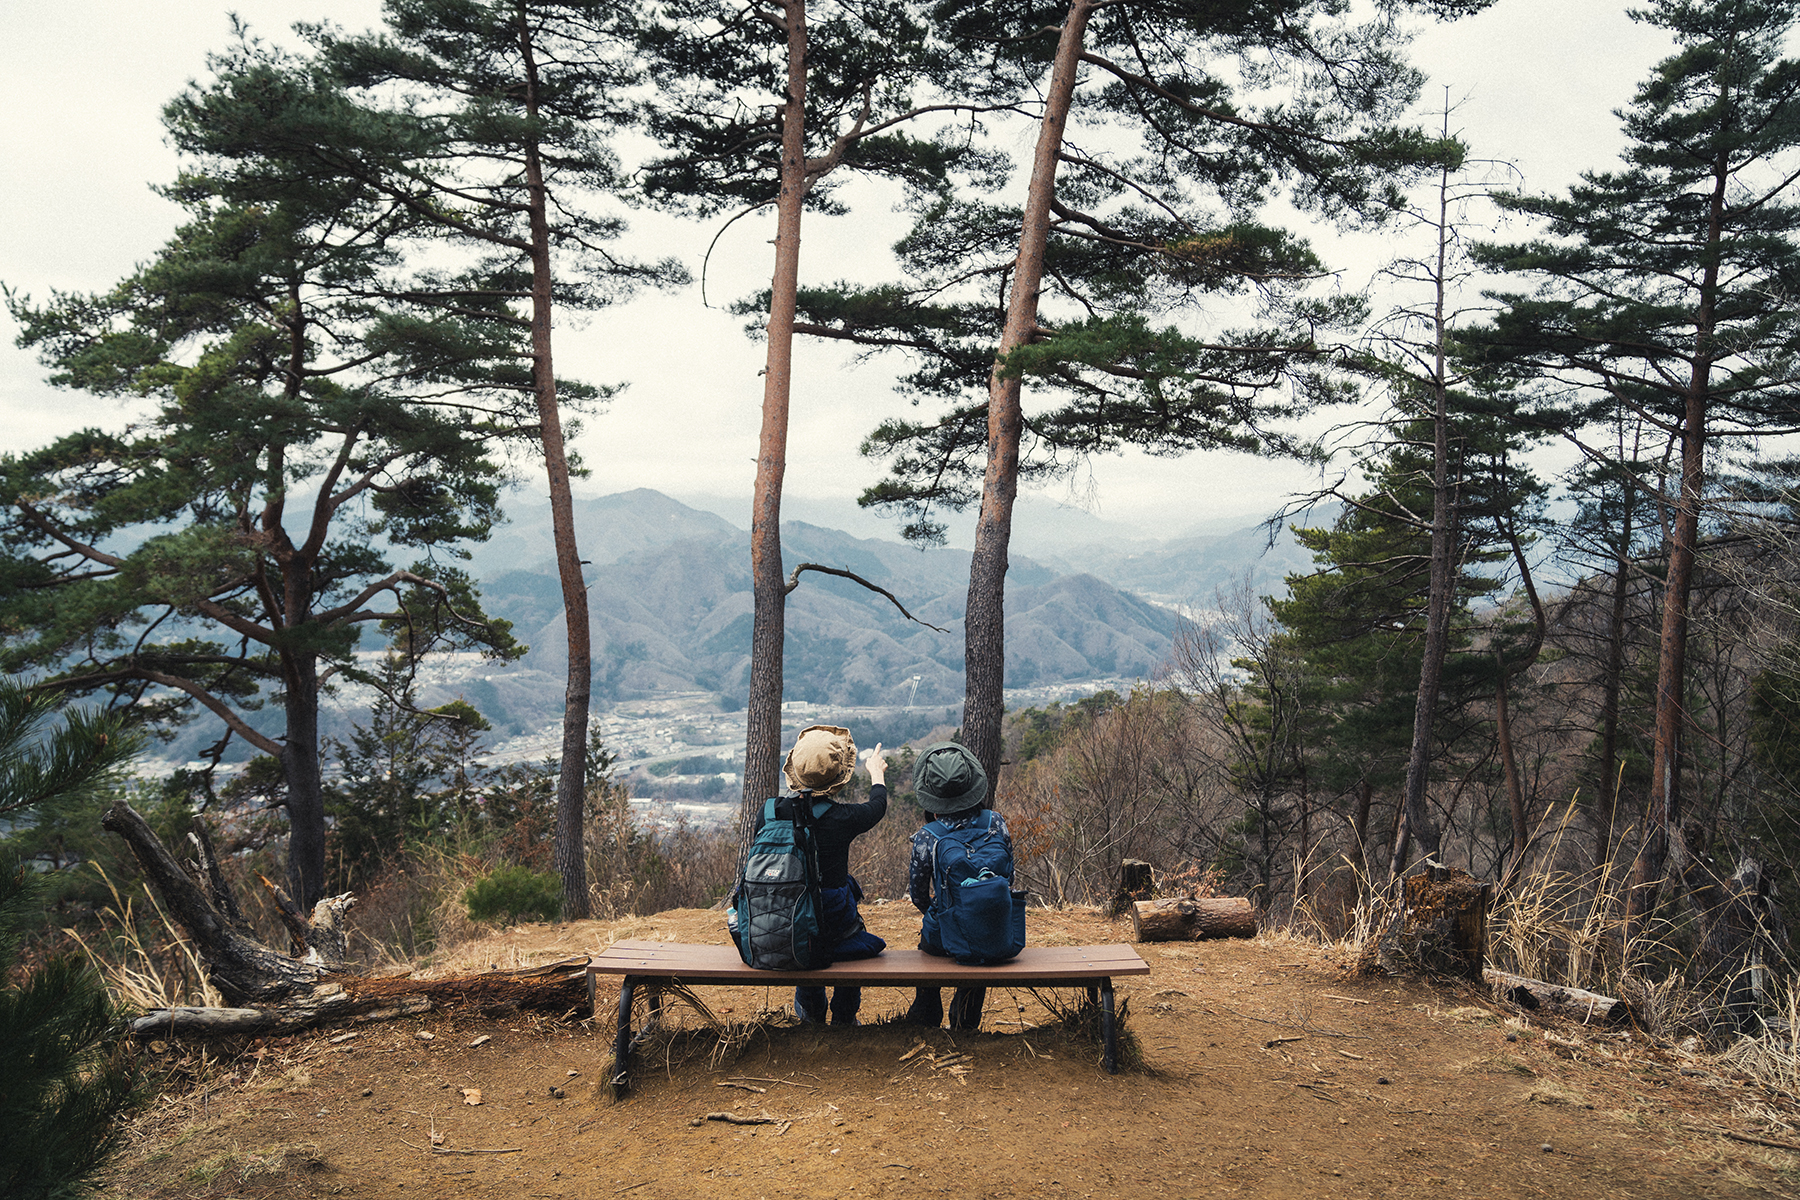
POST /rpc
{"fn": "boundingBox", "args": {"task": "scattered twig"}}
[1336,1049,1365,1060]
[430,1147,524,1155]
[728,1076,819,1091]
[898,1041,929,1063]
[1222,1006,1372,1040]
[1682,1125,1800,1153]
[1264,1036,1304,1048]
[716,1081,767,1094]
[1324,995,1369,1005]
[1293,1082,1340,1103]
[701,1112,781,1126]
[613,1182,656,1194]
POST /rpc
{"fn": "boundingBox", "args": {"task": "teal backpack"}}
[732,796,832,970]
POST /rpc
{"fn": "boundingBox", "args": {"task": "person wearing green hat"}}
[904,741,1012,1029]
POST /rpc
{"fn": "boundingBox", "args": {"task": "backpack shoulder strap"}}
[924,819,951,839]
[811,800,833,821]
[762,796,781,822]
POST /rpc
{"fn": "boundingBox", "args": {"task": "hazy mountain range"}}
[467,489,1318,715]
[145,488,1320,764]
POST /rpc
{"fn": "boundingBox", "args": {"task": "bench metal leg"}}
[611,975,639,1093]
[1099,979,1118,1075]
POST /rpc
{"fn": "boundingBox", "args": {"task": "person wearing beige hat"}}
[753,724,890,1024]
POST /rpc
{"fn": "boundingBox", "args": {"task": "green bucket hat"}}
[913,742,988,813]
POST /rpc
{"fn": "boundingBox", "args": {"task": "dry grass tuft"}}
[66,864,221,1011]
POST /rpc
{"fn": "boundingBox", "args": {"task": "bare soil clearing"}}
[110,905,1799,1198]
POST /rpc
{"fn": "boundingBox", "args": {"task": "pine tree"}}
[635,0,1001,825]
[798,0,1495,783]
[0,683,141,1200]
[297,0,686,916]
[1467,0,1800,926]
[2,34,527,907]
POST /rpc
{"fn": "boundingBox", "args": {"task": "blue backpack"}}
[732,796,832,971]
[923,810,1027,965]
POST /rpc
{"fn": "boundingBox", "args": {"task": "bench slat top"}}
[588,940,1149,986]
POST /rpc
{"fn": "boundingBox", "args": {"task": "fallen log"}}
[1131,897,1257,942]
[1483,968,1630,1026]
[125,957,591,1039]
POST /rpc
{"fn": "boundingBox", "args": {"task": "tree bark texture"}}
[740,0,809,845]
[1361,865,1491,981]
[961,0,1095,787]
[1130,897,1258,942]
[519,12,593,920]
[281,657,328,909]
[1483,969,1631,1025]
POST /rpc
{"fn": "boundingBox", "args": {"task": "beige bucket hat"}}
[783,724,858,796]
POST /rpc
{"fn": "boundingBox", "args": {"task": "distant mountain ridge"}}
[487,495,1181,710]
[468,489,1325,719]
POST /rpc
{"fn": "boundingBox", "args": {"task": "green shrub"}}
[0,862,142,1199]
[463,865,562,925]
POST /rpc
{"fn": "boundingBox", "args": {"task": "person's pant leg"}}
[794,986,827,1022]
[905,987,944,1026]
[948,987,985,1030]
[829,987,862,1024]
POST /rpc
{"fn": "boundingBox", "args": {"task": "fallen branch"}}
[430,1147,524,1156]
[727,1076,820,1091]
[1483,968,1630,1025]
[127,958,589,1039]
[1682,1124,1800,1154]
[701,1112,782,1126]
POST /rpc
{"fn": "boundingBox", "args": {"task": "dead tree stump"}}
[1110,860,1155,916]
[1131,897,1257,941]
[1361,865,1492,980]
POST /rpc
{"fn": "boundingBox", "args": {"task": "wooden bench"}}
[588,940,1150,1091]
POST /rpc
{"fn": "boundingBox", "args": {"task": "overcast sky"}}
[0,1,1679,545]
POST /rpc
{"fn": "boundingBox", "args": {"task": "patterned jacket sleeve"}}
[908,825,935,912]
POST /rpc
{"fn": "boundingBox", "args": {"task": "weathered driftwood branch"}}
[260,875,355,967]
[1483,968,1630,1025]
[102,799,327,1005]
[1131,897,1257,941]
[188,821,248,931]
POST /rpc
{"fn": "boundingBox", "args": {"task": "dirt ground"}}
[109,903,1800,1199]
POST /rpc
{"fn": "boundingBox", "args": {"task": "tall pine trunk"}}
[520,12,592,919]
[740,0,808,839]
[282,652,327,908]
[1626,142,1727,934]
[1596,497,1633,873]
[1390,152,1455,877]
[963,0,1094,786]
